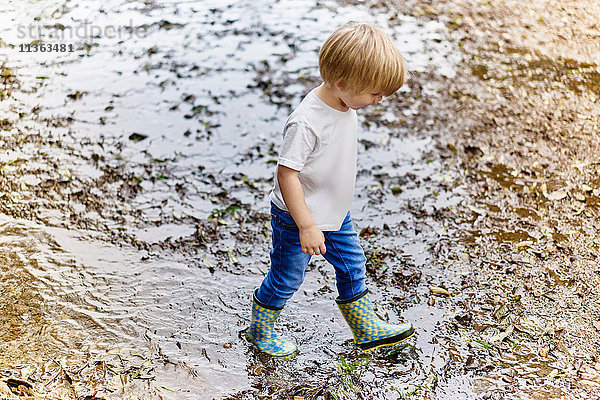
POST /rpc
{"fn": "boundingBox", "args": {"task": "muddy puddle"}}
[2,0,600,398]
[0,213,256,398]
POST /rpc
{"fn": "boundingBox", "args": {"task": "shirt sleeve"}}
[277,122,317,171]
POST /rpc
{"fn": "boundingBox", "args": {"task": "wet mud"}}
[1,0,599,399]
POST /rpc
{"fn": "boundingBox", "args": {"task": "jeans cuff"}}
[254,288,284,310]
[335,288,369,304]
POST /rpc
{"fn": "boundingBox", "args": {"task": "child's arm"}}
[277,165,327,256]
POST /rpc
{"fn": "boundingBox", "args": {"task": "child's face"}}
[337,86,383,110]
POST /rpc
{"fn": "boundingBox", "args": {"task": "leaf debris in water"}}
[467,204,486,215]
[429,285,452,296]
[545,190,567,201]
[515,240,534,248]
[129,132,148,141]
[227,248,238,264]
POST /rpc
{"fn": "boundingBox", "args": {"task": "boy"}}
[247,22,415,357]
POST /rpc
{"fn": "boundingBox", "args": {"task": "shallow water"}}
[0,211,467,399]
[0,0,486,398]
[0,213,255,397]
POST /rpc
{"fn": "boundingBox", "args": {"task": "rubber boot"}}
[337,291,415,351]
[246,291,298,357]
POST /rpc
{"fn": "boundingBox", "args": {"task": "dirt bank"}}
[386,0,600,397]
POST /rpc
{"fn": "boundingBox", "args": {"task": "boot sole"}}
[357,326,416,351]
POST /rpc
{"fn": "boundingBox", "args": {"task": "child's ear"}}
[334,79,346,92]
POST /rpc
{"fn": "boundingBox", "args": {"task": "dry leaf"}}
[501,352,518,361]
[545,190,567,201]
[0,381,13,397]
[429,285,452,296]
[490,325,514,343]
[573,192,585,201]
[467,204,486,215]
[580,379,600,388]
[515,240,534,248]
[547,369,559,379]
[248,364,265,376]
[581,372,600,382]
[493,304,508,320]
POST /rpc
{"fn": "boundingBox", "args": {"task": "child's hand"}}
[299,225,326,255]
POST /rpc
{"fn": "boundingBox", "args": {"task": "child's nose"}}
[374,95,382,102]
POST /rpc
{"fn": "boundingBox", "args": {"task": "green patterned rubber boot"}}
[337,291,415,351]
[246,291,298,357]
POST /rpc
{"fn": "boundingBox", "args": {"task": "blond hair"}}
[319,22,407,96]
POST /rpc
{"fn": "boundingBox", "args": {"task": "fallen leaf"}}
[129,132,148,142]
[580,379,600,388]
[543,369,559,380]
[0,381,12,397]
[573,192,585,201]
[455,312,472,326]
[581,372,600,382]
[5,379,33,397]
[572,161,589,171]
[515,240,534,248]
[545,190,567,201]
[227,248,238,264]
[467,204,486,215]
[493,304,508,320]
[446,143,458,154]
[429,285,452,296]
[500,352,517,361]
[1,68,14,77]
[539,347,549,357]
[360,227,378,237]
[471,340,490,350]
[248,364,265,376]
[490,325,514,343]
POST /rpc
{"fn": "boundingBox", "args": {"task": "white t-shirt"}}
[269,88,358,231]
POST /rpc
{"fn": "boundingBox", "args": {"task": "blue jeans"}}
[255,203,368,309]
